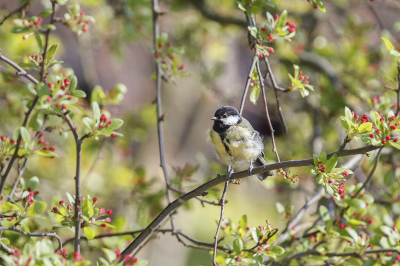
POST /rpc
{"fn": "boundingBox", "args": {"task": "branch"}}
[62,111,83,253]
[212,181,228,266]
[0,1,31,25]
[274,248,400,265]
[0,226,62,251]
[264,58,289,133]
[119,144,381,259]
[257,59,280,162]
[188,0,247,27]
[239,55,258,115]
[7,158,27,201]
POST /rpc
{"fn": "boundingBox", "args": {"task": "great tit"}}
[209,106,274,180]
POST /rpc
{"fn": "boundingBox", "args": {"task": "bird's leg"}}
[227,165,234,180]
[248,160,254,178]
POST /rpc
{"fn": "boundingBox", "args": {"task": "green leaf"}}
[41,24,56,30]
[36,82,50,97]
[233,239,243,255]
[69,75,77,91]
[35,34,43,52]
[19,127,31,144]
[319,151,327,163]
[315,0,326,12]
[250,85,260,104]
[263,251,277,259]
[102,248,117,263]
[82,117,94,130]
[293,64,300,80]
[275,202,285,214]
[369,235,382,245]
[82,200,94,217]
[391,142,400,150]
[107,118,124,131]
[66,192,75,205]
[381,37,395,51]
[319,205,330,222]
[39,9,53,18]
[71,90,86,98]
[349,198,366,209]
[48,60,63,68]
[239,215,247,229]
[357,122,373,134]
[33,150,58,158]
[313,154,319,166]
[29,111,43,131]
[46,43,59,59]
[269,246,285,255]
[325,154,337,173]
[347,258,362,266]
[316,173,323,184]
[26,176,39,191]
[0,238,10,245]
[33,201,47,214]
[345,107,353,121]
[84,226,96,240]
[92,102,101,122]
[345,227,359,242]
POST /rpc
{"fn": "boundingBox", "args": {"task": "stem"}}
[212,181,228,266]
[7,158,27,201]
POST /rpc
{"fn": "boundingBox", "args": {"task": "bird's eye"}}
[222,114,227,118]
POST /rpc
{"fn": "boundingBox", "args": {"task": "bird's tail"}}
[254,156,274,181]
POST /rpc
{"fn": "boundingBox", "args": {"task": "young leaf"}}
[319,205,330,222]
[39,9,53,18]
[69,75,77,91]
[239,215,247,229]
[269,246,285,255]
[325,154,337,173]
[33,201,47,214]
[36,82,50,97]
[92,102,101,122]
[46,44,59,59]
[84,226,96,240]
[71,90,86,98]
[26,176,39,191]
[82,117,94,130]
[233,239,243,255]
[381,37,395,51]
[107,118,124,131]
[357,122,372,134]
[19,127,31,145]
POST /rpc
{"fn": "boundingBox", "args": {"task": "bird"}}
[209,106,274,180]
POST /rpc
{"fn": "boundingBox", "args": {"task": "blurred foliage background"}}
[1,0,400,265]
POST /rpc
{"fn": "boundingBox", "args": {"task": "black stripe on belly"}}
[219,132,232,156]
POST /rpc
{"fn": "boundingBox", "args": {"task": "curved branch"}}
[0,1,31,25]
[120,144,381,259]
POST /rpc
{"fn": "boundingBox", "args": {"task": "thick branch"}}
[120,144,380,259]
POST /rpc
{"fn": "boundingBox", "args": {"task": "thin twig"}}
[119,144,380,260]
[257,59,280,162]
[0,226,62,251]
[151,0,176,234]
[264,57,289,132]
[7,158,27,201]
[353,147,383,198]
[239,56,258,115]
[0,1,31,25]
[212,180,228,266]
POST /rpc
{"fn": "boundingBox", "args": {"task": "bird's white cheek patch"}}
[221,115,240,125]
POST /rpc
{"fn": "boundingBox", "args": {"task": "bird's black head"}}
[211,106,242,133]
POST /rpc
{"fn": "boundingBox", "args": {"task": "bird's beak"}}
[211,117,218,121]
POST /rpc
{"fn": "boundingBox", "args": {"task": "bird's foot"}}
[248,161,254,178]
